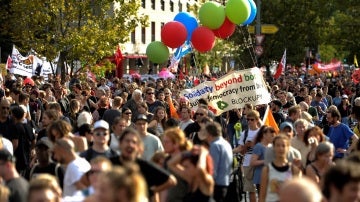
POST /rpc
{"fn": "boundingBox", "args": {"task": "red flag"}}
[5,55,12,69]
[273,49,286,80]
[115,46,123,66]
[114,46,124,78]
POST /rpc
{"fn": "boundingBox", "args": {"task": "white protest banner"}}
[9,46,34,77]
[33,56,56,80]
[180,68,271,116]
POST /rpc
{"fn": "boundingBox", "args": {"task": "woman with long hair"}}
[109,117,128,154]
[94,165,148,202]
[67,99,81,132]
[305,142,334,185]
[303,126,326,165]
[167,145,214,202]
[250,126,277,194]
[148,106,168,137]
[259,135,302,202]
[121,107,135,128]
[47,120,87,152]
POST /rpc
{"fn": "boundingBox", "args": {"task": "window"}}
[161,0,165,11]
[161,22,165,29]
[141,0,145,8]
[141,27,146,44]
[187,3,190,12]
[151,22,155,41]
[151,0,155,9]
[131,31,135,44]
[170,1,174,12]
[178,2,182,12]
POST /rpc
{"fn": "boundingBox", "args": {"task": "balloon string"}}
[238,26,257,68]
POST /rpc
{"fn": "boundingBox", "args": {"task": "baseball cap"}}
[94,120,109,130]
[36,138,53,149]
[135,114,148,122]
[280,122,293,131]
[342,94,348,99]
[0,149,15,162]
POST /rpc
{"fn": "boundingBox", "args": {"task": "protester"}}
[0,149,29,202]
[167,145,214,202]
[163,128,192,202]
[199,122,233,202]
[259,135,302,202]
[110,127,177,199]
[251,126,277,194]
[27,174,62,202]
[52,138,90,197]
[305,142,334,185]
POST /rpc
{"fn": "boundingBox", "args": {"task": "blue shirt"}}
[209,137,233,186]
[252,142,266,184]
[328,123,353,158]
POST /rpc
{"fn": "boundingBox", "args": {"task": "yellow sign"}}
[248,24,279,34]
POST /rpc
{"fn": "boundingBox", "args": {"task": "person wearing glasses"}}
[145,87,165,114]
[184,106,209,145]
[233,109,261,202]
[80,120,118,162]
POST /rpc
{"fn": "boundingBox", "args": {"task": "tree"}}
[1,0,147,81]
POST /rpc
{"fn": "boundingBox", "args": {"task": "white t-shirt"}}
[109,133,121,155]
[63,157,91,197]
[142,133,164,161]
[179,119,194,131]
[238,128,260,166]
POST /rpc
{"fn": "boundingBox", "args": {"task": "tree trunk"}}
[57,51,67,83]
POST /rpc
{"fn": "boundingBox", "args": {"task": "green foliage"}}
[228,0,360,67]
[0,0,147,77]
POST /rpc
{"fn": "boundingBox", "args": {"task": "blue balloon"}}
[174,12,199,41]
[243,0,257,25]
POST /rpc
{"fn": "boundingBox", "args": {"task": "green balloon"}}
[199,2,225,30]
[146,41,169,64]
[225,0,251,24]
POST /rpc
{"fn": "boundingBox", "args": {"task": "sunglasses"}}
[247,118,255,121]
[125,112,132,115]
[2,107,9,110]
[147,92,154,95]
[94,131,107,137]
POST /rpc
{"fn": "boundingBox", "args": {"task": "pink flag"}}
[273,49,286,80]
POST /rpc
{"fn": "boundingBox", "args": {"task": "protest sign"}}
[180,67,271,115]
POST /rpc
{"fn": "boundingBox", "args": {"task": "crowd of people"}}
[0,67,360,202]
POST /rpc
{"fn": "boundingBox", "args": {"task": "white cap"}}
[93,120,109,130]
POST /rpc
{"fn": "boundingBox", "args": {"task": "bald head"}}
[279,177,323,202]
[55,138,75,152]
[0,99,10,119]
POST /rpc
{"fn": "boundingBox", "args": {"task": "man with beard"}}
[52,138,90,197]
[326,108,358,159]
[110,127,177,200]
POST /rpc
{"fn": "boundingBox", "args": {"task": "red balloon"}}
[161,21,187,48]
[213,17,236,39]
[191,26,216,53]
